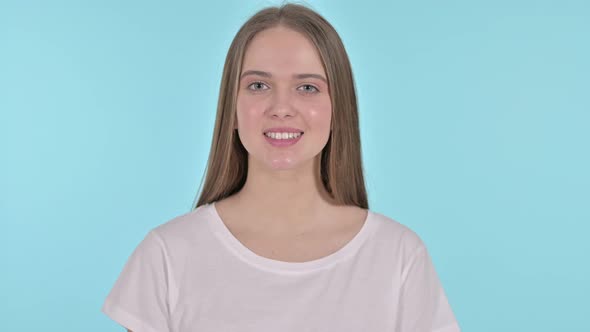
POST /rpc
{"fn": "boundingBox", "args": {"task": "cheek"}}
[307,98,332,131]
[236,96,261,130]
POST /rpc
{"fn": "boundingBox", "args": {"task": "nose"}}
[266,88,296,118]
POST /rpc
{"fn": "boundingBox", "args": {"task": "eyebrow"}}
[240,70,328,84]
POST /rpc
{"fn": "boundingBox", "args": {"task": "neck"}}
[230,155,337,233]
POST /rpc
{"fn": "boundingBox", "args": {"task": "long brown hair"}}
[193,3,368,210]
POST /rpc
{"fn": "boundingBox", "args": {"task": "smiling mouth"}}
[263,132,304,139]
[262,131,304,147]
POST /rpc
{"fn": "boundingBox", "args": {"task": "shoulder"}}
[367,209,428,259]
[147,203,216,250]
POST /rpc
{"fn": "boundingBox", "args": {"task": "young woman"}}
[102,3,461,332]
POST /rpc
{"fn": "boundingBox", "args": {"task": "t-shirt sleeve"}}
[396,242,461,332]
[101,230,172,332]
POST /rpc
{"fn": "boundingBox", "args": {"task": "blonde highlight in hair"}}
[194,3,368,210]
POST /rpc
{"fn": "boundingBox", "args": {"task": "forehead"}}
[241,26,325,75]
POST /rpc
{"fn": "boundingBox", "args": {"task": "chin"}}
[267,159,300,171]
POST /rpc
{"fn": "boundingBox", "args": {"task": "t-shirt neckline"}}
[204,201,375,274]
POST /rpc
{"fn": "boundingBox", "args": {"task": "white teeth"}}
[264,132,303,139]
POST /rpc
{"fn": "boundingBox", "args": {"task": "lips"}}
[264,131,303,147]
[263,126,304,134]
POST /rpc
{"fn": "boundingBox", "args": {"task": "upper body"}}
[102,201,460,332]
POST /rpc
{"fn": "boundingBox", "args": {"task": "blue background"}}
[1,0,588,331]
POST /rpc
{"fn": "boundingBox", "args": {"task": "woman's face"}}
[236,26,332,171]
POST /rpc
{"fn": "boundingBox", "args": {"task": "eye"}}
[247,81,269,91]
[298,84,319,93]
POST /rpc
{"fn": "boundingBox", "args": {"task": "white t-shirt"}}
[102,202,461,332]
